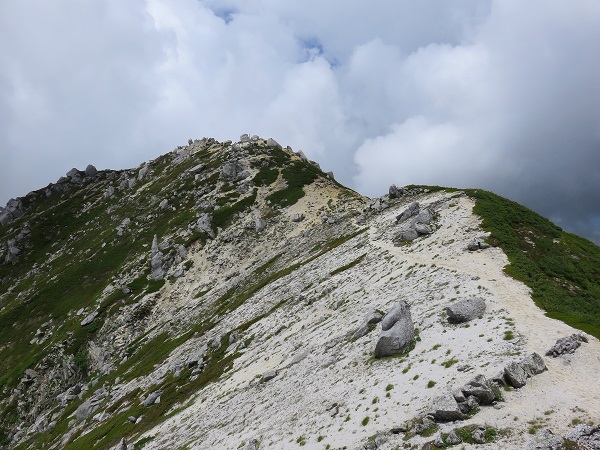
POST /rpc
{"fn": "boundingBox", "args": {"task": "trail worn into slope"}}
[371,193,600,448]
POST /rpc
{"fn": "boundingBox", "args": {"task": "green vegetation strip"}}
[265,161,322,207]
[330,254,366,276]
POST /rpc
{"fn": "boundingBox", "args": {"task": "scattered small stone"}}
[434,433,445,448]
[261,370,278,383]
[471,427,486,444]
[446,429,461,445]
[390,422,411,434]
[291,213,305,223]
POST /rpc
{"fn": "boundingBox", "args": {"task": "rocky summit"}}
[1,135,600,450]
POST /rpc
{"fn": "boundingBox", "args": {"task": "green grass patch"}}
[330,254,366,276]
[441,357,459,368]
[253,167,279,186]
[212,189,257,230]
[265,161,322,207]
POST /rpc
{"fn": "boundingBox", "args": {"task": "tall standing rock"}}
[85,164,98,178]
[196,213,216,239]
[150,235,164,280]
[374,301,415,357]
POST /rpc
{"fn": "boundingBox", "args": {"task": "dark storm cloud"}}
[1,0,599,242]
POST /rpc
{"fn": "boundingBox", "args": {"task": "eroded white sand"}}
[140,191,600,450]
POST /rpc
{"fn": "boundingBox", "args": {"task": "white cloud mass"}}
[1,0,600,242]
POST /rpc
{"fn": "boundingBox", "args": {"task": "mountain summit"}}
[1,135,599,449]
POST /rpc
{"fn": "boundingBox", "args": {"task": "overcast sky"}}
[1,0,599,243]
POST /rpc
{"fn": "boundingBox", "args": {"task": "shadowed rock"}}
[150,235,165,280]
[85,164,97,178]
[546,334,588,357]
[520,353,546,376]
[504,361,528,388]
[261,369,278,383]
[374,301,415,357]
[396,202,420,223]
[461,374,496,405]
[143,390,162,407]
[467,237,491,251]
[430,392,466,421]
[389,184,406,199]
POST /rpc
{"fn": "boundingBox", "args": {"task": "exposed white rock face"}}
[130,190,600,450]
[2,138,599,450]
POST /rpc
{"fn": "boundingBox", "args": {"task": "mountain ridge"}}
[0,135,599,449]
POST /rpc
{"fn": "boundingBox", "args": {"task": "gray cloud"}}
[1,0,599,243]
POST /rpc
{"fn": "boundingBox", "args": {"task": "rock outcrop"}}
[430,392,466,421]
[546,334,588,357]
[150,235,165,280]
[374,301,415,357]
[0,198,23,226]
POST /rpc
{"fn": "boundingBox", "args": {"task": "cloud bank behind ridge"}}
[1,0,599,242]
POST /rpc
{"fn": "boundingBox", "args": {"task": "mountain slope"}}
[0,136,599,450]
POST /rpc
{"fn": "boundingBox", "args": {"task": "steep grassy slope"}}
[412,186,600,339]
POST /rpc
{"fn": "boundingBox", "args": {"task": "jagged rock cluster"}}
[428,353,547,440]
[523,424,600,450]
[546,333,588,357]
[395,202,434,241]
